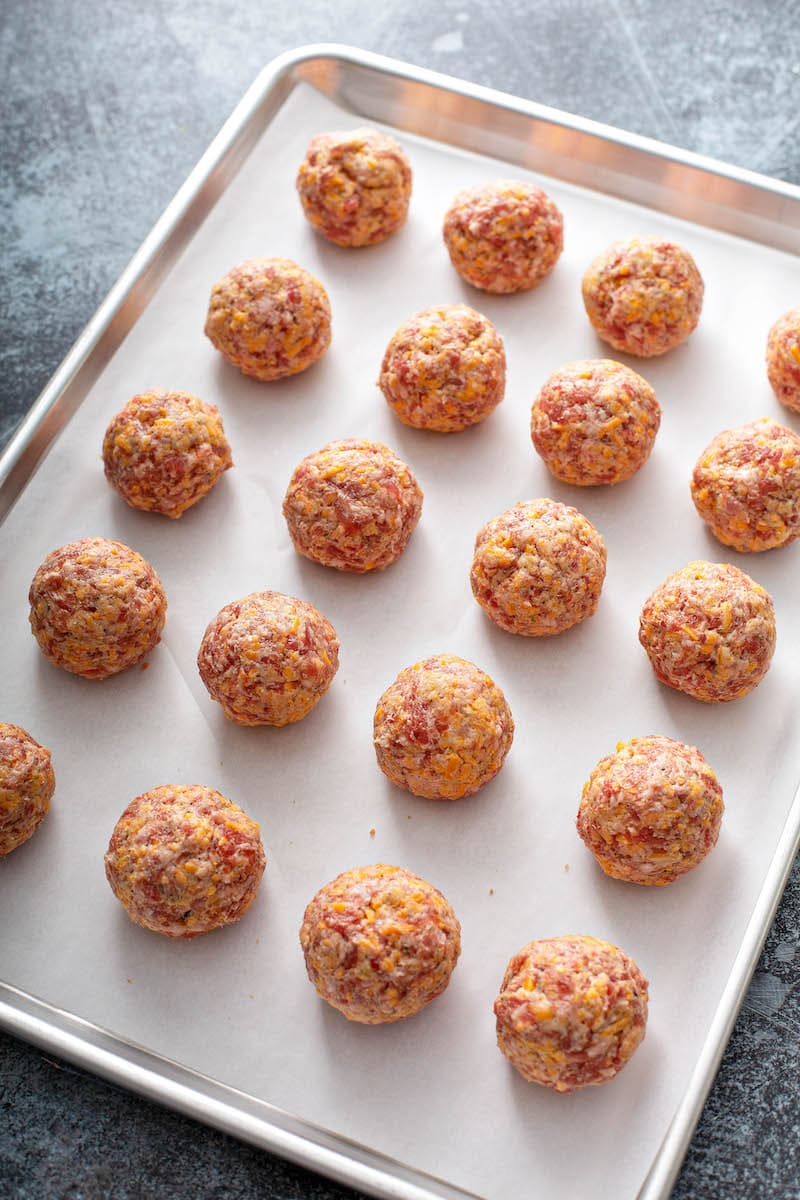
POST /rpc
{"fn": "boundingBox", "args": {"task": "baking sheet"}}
[2,74,800,1200]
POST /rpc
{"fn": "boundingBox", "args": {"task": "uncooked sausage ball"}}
[494,935,648,1092]
[639,560,776,703]
[581,236,704,357]
[283,439,423,572]
[531,359,660,485]
[470,499,607,636]
[296,128,412,246]
[204,257,331,381]
[443,181,564,293]
[197,591,339,726]
[577,736,724,885]
[373,655,514,800]
[29,537,167,679]
[299,864,461,1023]
[690,418,800,552]
[104,784,266,938]
[0,724,55,856]
[766,307,800,412]
[378,304,506,432]
[102,389,233,518]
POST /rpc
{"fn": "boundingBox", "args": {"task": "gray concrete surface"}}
[2,2,800,1197]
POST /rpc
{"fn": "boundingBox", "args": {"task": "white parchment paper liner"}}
[2,82,800,1200]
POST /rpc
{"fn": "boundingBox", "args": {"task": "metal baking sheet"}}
[2,44,800,1200]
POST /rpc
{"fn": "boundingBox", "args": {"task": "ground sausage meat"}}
[373,655,514,800]
[577,736,724,885]
[283,439,423,572]
[494,935,648,1092]
[471,499,607,636]
[104,784,266,938]
[296,128,412,246]
[197,591,339,726]
[299,863,461,1024]
[581,236,704,357]
[638,560,776,702]
[766,307,800,413]
[690,418,800,552]
[102,389,232,518]
[29,537,167,679]
[442,181,563,294]
[531,359,660,485]
[204,257,331,381]
[378,304,506,432]
[0,724,55,856]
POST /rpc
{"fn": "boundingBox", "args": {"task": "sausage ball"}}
[283,439,423,572]
[102,389,233,518]
[197,590,339,726]
[494,935,649,1092]
[442,180,564,294]
[581,236,704,357]
[296,128,412,247]
[204,257,331,381]
[0,724,55,856]
[766,307,800,412]
[378,304,506,432]
[373,655,514,800]
[639,560,776,703]
[577,736,724,885]
[531,359,660,486]
[29,537,167,679]
[299,864,461,1024]
[470,499,607,636]
[104,784,266,938]
[690,418,800,552]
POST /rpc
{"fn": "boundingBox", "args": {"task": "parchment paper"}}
[2,81,800,1200]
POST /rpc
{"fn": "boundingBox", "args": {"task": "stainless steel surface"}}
[2,43,799,1200]
[0,983,477,1200]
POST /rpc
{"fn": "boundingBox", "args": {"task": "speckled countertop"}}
[2,2,800,1198]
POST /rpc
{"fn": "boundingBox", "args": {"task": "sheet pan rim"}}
[2,41,799,1200]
